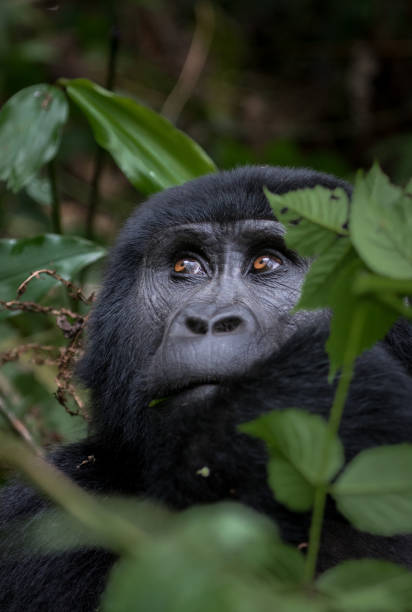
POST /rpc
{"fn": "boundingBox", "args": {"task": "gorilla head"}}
[79,166,350,445]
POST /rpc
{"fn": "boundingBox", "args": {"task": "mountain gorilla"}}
[1,166,412,611]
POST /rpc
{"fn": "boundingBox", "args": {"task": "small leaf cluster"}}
[265,165,412,376]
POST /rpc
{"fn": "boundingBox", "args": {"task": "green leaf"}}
[241,410,344,511]
[0,234,106,304]
[350,165,412,280]
[264,185,349,257]
[325,253,398,378]
[267,454,315,511]
[331,444,412,535]
[63,78,216,194]
[317,559,412,612]
[0,84,68,192]
[25,174,52,205]
[295,237,351,310]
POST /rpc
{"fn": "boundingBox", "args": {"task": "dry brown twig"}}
[17,269,95,304]
[0,269,94,424]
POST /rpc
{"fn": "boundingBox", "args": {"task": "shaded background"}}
[1,0,412,448]
[2,0,412,239]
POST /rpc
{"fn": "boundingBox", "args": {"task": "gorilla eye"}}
[252,254,282,273]
[174,258,205,275]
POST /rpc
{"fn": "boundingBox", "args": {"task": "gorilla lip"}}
[153,380,221,404]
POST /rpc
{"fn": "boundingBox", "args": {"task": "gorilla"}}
[0,166,412,611]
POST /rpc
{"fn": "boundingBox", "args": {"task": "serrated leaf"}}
[0,234,106,304]
[0,84,68,192]
[351,165,412,279]
[268,454,315,511]
[361,162,402,207]
[241,410,344,511]
[325,254,398,378]
[265,185,349,257]
[295,237,351,310]
[63,78,216,195]
[331,444,412,535]
[317,559,412,612]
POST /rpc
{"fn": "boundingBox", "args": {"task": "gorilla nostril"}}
[212,316,243,334]
[186,316,208,335]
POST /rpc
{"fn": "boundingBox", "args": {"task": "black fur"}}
[0,166,411,611]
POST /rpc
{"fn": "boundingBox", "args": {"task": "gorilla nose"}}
[171,305,256,338]
[186,314,244,335]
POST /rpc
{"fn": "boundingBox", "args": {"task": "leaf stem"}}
[48,160,62,234]
[0,432,148,556]
[303,308,364,583]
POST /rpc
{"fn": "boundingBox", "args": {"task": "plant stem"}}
[303,307,364,583]
[0,431,148,556]
[86,20,120,240]
[48,160,62,234]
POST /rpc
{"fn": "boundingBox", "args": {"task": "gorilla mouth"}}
[153,379,222,406]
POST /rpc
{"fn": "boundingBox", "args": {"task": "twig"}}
[48,160,62,234]
[162,1,215,122]
[0,394,44,457]
[0,299,84,320]
[86,19,120,240]
[0,343,62,367]
[55,324,90,421]
[17,269,95,304]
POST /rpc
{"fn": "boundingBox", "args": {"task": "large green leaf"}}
[350,165,412,280]
[331,444,412,535]
[241,410,344,511]
[317,559,412,612]
[63,78,216,194]
[0,234,106,304]
[0,84,68,192]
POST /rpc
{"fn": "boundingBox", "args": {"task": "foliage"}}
[1,71,412,611]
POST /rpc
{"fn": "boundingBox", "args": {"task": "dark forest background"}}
[2,0,412,240]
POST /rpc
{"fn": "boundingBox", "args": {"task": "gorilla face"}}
[143,219,308,402]
[79,165,351,441]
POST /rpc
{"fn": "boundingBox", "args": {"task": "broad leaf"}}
[25,174,52,205]
[331,444,412,535]
[0,84,68,192]
[317,559,412,612]
[63,78,216,194]
[0,234,106,304]
[351,165,412,279]
[241,410,344,511]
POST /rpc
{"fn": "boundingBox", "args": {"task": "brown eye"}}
[252,254,282,273]
[174,258,204,275]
